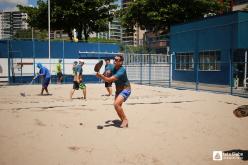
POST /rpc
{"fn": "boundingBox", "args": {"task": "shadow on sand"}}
[104,119,122,128]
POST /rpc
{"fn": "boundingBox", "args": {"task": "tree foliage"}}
[13,29,47,39]
[17,0,48,30]
[120,0,231,33]
[17,0,117,41]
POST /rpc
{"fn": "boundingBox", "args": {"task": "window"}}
[175,52,194,71]
[199,50,221,71]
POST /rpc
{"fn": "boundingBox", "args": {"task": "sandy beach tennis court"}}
[0,83,247,165]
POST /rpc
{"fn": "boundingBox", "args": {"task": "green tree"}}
[17,0,48,30]
[120,0,230,33]
[13,29,47,39]
[69,0,117,41]
[18,0,117,41]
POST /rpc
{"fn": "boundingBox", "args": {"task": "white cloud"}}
[0,0,28,5]
[0,0,28,11]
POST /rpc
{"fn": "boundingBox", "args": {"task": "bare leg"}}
[82,88,86,99]
[70,89,75,99]
[44,87,49,94]
[114,95,128,128]
[106,87,112,96]
[109,87,112,96]
[114,95,122,120]
[41,88,44,95]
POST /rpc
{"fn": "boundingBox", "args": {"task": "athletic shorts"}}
[57,72,63,78]
[42,78,50,88]
[105,82,112,87]
[116,89,131,102]
[73,81,86,90]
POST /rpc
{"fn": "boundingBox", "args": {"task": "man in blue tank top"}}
[96,55,131,128]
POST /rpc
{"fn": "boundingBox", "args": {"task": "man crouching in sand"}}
[96,55,131,128]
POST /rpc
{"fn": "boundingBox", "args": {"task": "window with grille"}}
[175,52,194,71]
[199,50,221,71]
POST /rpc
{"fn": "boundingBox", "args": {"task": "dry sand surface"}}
[0,83,247,165]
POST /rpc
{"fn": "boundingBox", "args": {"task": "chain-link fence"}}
[1,37,247,97]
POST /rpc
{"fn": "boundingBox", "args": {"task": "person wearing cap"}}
[96,55,131,128]
[103,58,114,96]
[56,59,63,84]
[35,63,51,95]
[70,60,86,100]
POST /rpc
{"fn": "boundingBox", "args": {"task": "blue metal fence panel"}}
[0,40,120,59]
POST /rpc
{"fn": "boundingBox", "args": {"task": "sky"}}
[0,0,121,12]
[0,0,37,11]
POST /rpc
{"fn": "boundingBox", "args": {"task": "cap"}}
[36,63,42,68]
[79,59,84,64]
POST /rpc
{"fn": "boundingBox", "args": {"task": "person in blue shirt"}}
[103,58,114,96]
[96,55,131,128]
[70,60,86,100]
[35,63,51,95]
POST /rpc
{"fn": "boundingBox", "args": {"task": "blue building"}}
[170,11,248,86]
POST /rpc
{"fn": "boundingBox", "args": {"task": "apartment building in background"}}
[232,0,248,10]
[96,14,122,42]
[121,0,145,46]
[92,0,122,42]
[0,11,28,39]
[95,0,145,46]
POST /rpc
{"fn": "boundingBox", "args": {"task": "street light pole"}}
[48,0,51,79]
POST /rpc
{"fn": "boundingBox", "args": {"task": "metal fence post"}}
[196,62,199,91]
[149,52,151,85]
[32,39,36,79]
[169,53,172,88]
[230,49,233,95]
[7,40,10,84]
[140,54,142,84]
[195,31,199,91]
[62,40,65,83]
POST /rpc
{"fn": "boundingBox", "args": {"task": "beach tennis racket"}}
[30,75,38,84]
[233,105,248,118]
[94,60,103,72]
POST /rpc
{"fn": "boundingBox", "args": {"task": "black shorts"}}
[73,81,86,90]
[73,81,80,90]
[57,72,63,78]
[42,78,50,88]
[105,82,112,87]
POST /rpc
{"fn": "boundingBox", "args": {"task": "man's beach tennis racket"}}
[94,60,103,72]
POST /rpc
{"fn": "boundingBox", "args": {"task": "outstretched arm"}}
[33,73,39,80]
[96,72,117,83]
